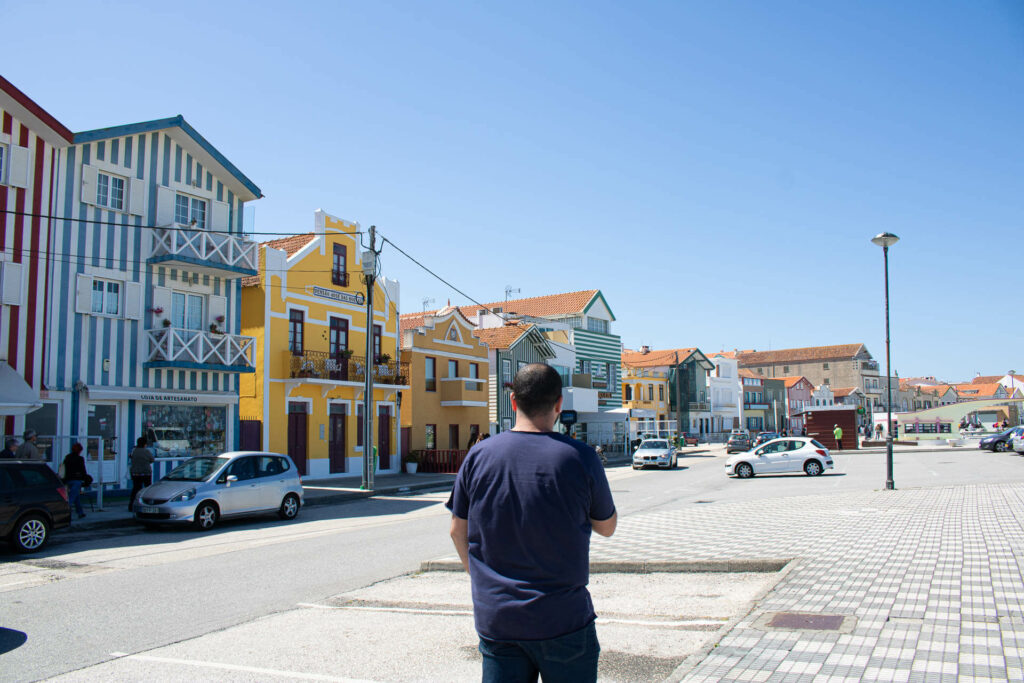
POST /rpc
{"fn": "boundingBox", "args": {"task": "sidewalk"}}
[66,471,456,533]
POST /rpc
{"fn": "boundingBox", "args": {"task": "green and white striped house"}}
[473,322,555,432]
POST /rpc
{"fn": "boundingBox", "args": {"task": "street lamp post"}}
[871,232,899,490]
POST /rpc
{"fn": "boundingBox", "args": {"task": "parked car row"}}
[979,426,1024,453]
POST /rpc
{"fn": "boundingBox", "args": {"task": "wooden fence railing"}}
[414,449,468,474]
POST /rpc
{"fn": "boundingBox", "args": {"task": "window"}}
[783,365,789,373]
[501,418,512,432]
[823,378,830,385]
[448,424,459,449]
[175,193,207,229]
[448,359,458,378]
[586,318,609,334]
[517,360,527,374]
[91,279,121,315]
[332,244,348,286]
[95,172,127,211]
[288,310,304,355]
[357,404,364,446]
[625,385,633,400]
[172,292,204,330]
[425,424,436,449]
[823,362,830,370]
[424,357,436,392]
[502,359,512,385]
[659,385,664,401]
[373,325,382,361]
[469,362,480,391]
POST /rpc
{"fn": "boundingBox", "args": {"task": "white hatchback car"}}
[725,438,833,478]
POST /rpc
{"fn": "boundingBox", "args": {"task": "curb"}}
[420,558,791,573]
[64,478,456,534]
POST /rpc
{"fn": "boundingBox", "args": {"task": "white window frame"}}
[96,171,127,211]
[175,192,208,229]
[91,278,122,317]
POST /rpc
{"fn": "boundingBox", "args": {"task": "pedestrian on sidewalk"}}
[15,430,41,460]
[833,424,843,450]
[128,436,155,512]
[447,363,617,683]
[1,438,18,459]
[61,442,89,519]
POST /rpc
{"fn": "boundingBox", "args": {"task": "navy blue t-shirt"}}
[446,430,616,641]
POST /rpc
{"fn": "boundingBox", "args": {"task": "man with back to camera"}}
[447,363,617,682]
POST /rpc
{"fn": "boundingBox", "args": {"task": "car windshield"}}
[640,440,669,449]
[156,429,187,440]
[164,457,228,482]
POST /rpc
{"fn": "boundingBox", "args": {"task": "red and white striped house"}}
[0,75,73,435]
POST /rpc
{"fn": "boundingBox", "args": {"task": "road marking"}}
[298,602,473,616]
[108,653,378,682]
[597,616,728,628]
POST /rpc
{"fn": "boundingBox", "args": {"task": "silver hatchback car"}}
[133,451,304,530]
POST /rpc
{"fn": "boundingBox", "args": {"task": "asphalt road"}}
[2,443,1022,682]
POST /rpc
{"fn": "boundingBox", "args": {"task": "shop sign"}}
[309,286,365,306]
[84,386,238,405]
[139,393,200,403]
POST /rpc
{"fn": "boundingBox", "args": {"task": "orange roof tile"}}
[737,344,867,366]
[831,387,860,398]
[776,376,811,389]
[472,323,534,350]
[708,350,737,359]
[953,382,1003,397]
[971,375,1004,384]
[621,348,698,368]
[738,369,762,380]
[423,290,601,322]
[261,232,316,257]
[400,308,474,338]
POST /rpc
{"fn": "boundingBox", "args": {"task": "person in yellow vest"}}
[833,424,843,451]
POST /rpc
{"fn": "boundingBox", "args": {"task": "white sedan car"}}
[1012,433,1024,455]
[725,438,833,478]
[632,439,677,470]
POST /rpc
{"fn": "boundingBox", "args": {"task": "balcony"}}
[440,377,487,406]
[149,227,258,278]
[629,399,658,409]
[145,328,255,371]
[286,350,409,386]
[744,402,769,411]
[689,401,710,412]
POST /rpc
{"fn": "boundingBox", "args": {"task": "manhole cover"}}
[766,613,846,630]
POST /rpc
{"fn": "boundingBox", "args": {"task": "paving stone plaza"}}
[591,483,1024,682]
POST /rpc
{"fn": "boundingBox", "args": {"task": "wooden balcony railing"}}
[287,350,410,385]
[147,328,255,368]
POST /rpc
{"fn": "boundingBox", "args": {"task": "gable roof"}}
[74,115,262,200]
[738,369,763,380]
[241,233,318,287]
[831,387,863,398]
[954,382,1004,397]
[737,344,867,366]
[0,75,73,145]
[971,375,1005,384]
[621,347,698,369]
[777,376,811,389]
[400,307,476,340]
[472,323,535,350]
[428,290,605,322]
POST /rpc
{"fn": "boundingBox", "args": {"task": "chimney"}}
[641,345,650,354]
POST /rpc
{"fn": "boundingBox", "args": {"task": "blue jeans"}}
[67,479,85,517]
[478,622,600,683]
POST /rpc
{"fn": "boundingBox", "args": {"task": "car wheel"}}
[279,493,300,520]
[735,462,754,479]
[193,502,219,531]
[995,442,1008,453]
[804,460,823,476]
[11,514,49,553]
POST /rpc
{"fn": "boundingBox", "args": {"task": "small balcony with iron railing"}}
[145,327,255,371]
[439,377,488,406]
[286,350,410,387]
[149,227,258,278]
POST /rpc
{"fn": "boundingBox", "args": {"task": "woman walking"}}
[61,442,89,519]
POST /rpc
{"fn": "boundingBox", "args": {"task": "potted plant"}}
[209,323,222,334]
[376,353,391,365]
[162,318,172,328]
[404,450,420,474]
[341,349,354,359]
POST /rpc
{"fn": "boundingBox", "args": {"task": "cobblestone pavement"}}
[590,483,1024,682]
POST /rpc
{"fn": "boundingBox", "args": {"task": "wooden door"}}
[287,410,308,475]
[378,406,391,470]
[329,413,346,473]
[329,317,349,380]
[448,424,460,450]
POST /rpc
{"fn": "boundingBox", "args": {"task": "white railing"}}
[151,227,258,272]
[147,328,255,368]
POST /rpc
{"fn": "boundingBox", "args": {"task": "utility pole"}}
[361,225,377,491]
[674,351,683,437]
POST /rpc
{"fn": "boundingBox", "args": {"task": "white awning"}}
[0,362,43,415]
[84,386,239,405]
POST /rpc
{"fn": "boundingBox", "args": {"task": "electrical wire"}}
[377,235,493,315]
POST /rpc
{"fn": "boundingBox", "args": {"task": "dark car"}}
[1,461,72,552]
[754,431,780,447]
[680,433,699,447]
[979,426,1024,453]
[726,434,752,454]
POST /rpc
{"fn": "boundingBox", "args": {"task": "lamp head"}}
[871,232,900,248]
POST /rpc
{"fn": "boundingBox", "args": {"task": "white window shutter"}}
[156,185,175,225]
[211,200,230,231]
[124,281,143,320]
[129,178,146,216]
[80,165,98,205]
[8,145,31,189]
[152,286,171,320]
[208,295,227,328]
[0,262,24,305]
[75,273,93,314]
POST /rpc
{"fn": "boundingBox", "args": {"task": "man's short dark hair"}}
[512,363,563,418]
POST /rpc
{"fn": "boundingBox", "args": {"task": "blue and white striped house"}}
[44,116,261,484]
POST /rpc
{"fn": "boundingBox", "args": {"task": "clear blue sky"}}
[7,1,1022,382]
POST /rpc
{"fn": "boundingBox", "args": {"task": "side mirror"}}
[225,474,238,486]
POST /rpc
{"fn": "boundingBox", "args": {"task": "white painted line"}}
[597,617,727,627]
[298,602,473,616]
[113,654,378,682]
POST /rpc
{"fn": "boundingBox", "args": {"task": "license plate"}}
[137,506,158,514]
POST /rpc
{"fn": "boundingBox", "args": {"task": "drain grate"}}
[767,612,845,630]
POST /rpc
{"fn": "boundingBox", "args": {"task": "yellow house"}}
[399,307,489,457]
[240,210,409,477]
[621,353,672,437]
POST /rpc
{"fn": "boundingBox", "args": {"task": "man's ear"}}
[509,392,518,412]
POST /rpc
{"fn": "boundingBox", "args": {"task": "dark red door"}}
[378,406,391,470]
[329,413,346,473]
[287,408,308,475]
[329,317,349,380]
